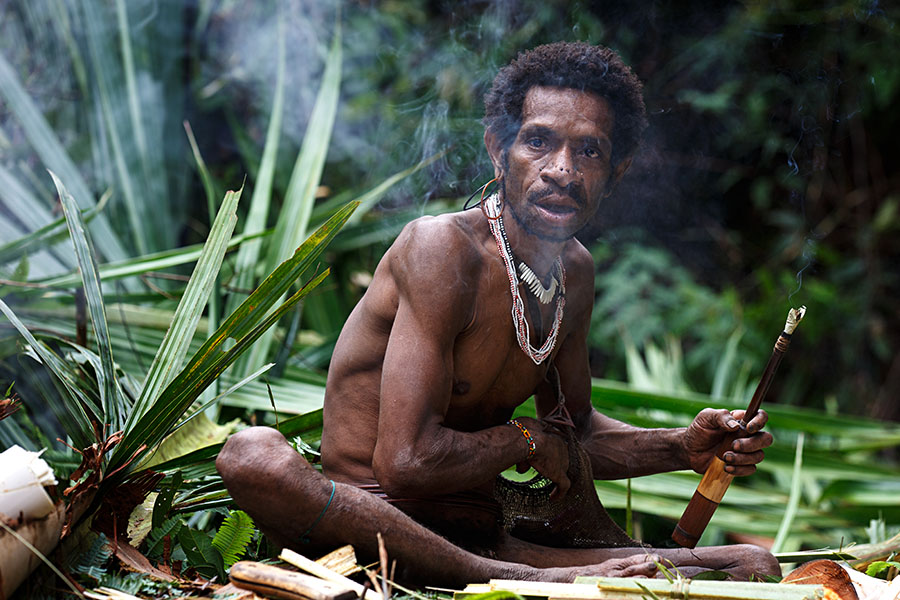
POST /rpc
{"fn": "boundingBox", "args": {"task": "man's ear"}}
[484,129,504,178]
[604,156,633,197]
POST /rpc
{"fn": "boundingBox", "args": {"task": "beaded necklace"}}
[484,194,565,365]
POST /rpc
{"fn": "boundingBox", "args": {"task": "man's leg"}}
[496,525,781,580]
[216,427,661,586]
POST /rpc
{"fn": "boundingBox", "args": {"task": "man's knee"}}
[216,426,286,486]
[735,544,781,577]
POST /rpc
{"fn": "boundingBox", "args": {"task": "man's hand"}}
[682,408,773,476]
[516,418,571,500]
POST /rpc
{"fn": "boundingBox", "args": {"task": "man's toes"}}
[618,560,658,578]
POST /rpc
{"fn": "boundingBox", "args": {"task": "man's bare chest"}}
[441,295,568,430]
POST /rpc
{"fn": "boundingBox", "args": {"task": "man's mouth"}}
[530,189,582,217]
[535,198,578,214]
[529,186,584,210]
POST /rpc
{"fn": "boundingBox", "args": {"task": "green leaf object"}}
[240,16,342,374]
[865,560,900,578]
[107,201,357,475]
[463,593,525,600]
[178,526,224,580]
[72,533,113,579]
[144,516,184,558]
[212,509,256,569]
[51,171,125,432]
[132,186,241,422]
[0,300,96,449]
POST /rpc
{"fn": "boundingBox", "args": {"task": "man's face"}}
[499,86,619,242]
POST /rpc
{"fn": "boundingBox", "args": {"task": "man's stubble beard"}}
[499,154,586,244]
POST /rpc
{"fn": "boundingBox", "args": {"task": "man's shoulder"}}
[397,210,479,245]
[562,238,595,278]
[391,211,482,264]
[388,211,485,287]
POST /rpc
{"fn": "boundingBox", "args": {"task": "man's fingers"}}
[723,448,766,475]
[724,448,766,465]
[549,473,571,501]
[708,408,739,431]
[744,410,769,434]
[725,463,758,476]
[731,432,774,453]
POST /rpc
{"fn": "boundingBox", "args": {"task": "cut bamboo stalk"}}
[280,548,382,600]
[454,577,825,600]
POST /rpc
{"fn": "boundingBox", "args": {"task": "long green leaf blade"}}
[268,20,341,267]
[132,187,242,422]
[771,432,805,553]
[0,189,107,269]
[32,230,266,290]
[0,300,94,448]
[112,268,331,473]
[184,121,224,412]
[51,171,122,432]
[345,151,446,226]
[82,0,148,255]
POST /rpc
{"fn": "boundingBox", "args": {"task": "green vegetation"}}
[0,0,897,596]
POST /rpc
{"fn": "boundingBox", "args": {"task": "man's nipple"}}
[452,379,471,395]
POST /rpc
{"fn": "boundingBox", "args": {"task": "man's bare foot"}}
[537,553,662,582]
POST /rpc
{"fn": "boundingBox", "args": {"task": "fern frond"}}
[73,533,113,577]
[212,509,256,569]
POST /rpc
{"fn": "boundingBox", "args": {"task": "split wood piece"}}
[230,561,358,600]
[316,544,361,577]
[455,577,825,600]
[280,548,383,600]
[782,560,859,600]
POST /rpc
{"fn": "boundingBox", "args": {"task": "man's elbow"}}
[372,450,430,498]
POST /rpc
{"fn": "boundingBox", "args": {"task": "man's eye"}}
[584,147,601,158]
[526,138,544,149]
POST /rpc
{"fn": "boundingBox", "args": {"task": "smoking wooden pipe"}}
[672,306,806,548]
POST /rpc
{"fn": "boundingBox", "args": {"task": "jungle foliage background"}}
[0,0,899,594]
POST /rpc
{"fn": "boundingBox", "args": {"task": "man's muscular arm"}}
[535,247,772,480]
[372,218,561,498]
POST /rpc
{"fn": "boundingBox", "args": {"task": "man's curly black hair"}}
[484,41,647,166]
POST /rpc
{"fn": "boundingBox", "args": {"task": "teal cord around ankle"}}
[300,479,335,544]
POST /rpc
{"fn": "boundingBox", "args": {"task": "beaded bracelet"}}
[508,418,536,459]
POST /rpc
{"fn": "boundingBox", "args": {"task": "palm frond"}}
[52,172,125,432]
[225,12,287,320]
[108,201,357,474]
[131,186,241,421]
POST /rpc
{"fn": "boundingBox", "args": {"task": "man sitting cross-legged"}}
[217,41,780,586]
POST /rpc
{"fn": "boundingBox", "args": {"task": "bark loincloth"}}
[494,427,638,549]
[494,367,639,549]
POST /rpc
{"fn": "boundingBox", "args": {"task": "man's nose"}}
[541,147,578,186]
